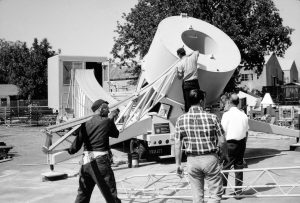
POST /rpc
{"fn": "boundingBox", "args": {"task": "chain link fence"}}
[0,100,57,126]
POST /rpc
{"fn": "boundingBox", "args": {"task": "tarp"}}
[238,91,260,107]
[261,93,274,107]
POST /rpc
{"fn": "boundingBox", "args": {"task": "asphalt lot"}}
[0,126,300,203]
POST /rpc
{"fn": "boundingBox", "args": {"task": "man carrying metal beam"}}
[66,99,121,203]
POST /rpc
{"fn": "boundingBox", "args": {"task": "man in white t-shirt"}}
[221,94,249,196]
[176,47,200,112]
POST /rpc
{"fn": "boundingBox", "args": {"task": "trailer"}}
[0,142,13,162]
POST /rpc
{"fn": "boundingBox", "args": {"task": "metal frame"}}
[116,166,300,200]
[42,60,179,169]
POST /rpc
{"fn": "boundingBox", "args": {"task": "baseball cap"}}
[91,99,109,112]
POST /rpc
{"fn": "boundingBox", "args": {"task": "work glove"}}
[176,165,184,178]
[219,153,230,165]
[109,108,120,120]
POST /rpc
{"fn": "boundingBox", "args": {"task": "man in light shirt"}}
[176,47,200,112]
[221,94,249,196]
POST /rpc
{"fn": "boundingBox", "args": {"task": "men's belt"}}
[187,150,217,156]
[82,151,108,165]
[227,137,246,143]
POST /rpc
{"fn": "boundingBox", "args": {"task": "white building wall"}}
[239,66,266,91]
[47,55,60,110]
[239,53,283,91]
[283,70,291,84]
[47,55,107,112]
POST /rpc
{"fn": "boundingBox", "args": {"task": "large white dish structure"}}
[73,69,118,117]
[142,15,241,105]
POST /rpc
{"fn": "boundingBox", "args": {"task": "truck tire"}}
[130,139,147,159]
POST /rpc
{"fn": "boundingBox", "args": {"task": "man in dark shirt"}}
[67,99,121,203]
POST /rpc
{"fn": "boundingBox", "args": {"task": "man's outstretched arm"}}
[175,138,184,177]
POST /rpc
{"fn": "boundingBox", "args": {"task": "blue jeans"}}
[75,154,121,203]
[187,154,223,203]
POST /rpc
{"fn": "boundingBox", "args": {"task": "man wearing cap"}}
[176,47,200,112]
[67,99,121,203]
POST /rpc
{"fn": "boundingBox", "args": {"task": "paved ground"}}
[0,126,300,203]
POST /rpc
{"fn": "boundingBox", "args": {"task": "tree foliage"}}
[0,38,57,100]
[112,0,292,91]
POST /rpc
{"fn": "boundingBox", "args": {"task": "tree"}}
[0,39,30,85]
[25,38,56,100]
[0,38,57,100]
[112,0,292,91]
[0,39,12,83]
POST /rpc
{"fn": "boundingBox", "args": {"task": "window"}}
[103,65,108,81]
[241,74,253,81]
[272,76,278,86]
[73,62,82,69]
[249,74,253,80]
[63,61,72,85]
[284,76,289,83]
[63,61,83,85]
[241,74,248,81]
[279,106,294,120]
[1,98,7,106]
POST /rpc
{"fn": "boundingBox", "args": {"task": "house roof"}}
[261,93,274,106]
[0,84,19,96]
[240,91,260,98]
[284,82,300,86]
[264,54,273,64]
[238,91,260,106]
[56,55,108,63]
[278,58,294,71]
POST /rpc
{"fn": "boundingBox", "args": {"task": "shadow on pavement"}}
[230,183,276,200]
[112,161,158,172]
[8,151,20,158]
[244,183,276,194]
[245,148,284,165]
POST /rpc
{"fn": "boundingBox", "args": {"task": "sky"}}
[0,0,299,72]
[273,0,300,72]
[0,0,137,57]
